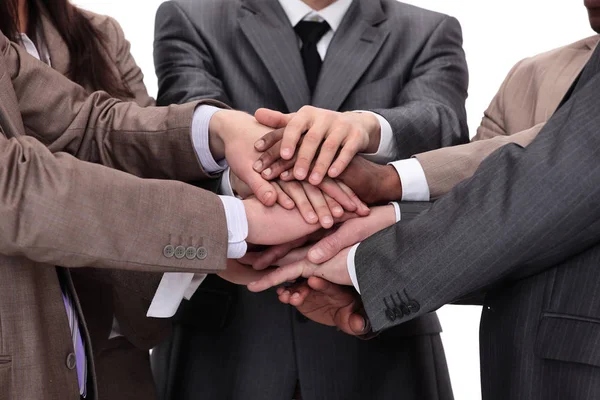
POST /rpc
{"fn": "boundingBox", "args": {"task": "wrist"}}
[378,165,403,203]
[208,110,230,160]
[362,113,381,154]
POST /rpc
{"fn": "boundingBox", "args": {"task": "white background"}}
[72,1,596,398]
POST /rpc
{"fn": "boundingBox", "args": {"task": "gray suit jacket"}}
[356,44,600,400]
[152,1,466,399]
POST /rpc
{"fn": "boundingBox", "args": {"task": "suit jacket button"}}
[399,303,411,316]
[196,247,208,260]
[385,308,397,321]
[163,245,175,258]
[407,300,420,313]
[66,353,77,370]
[174,246,186,259]
[185,247,197,260]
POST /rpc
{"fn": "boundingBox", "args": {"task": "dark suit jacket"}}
[356,44,600,400]
[152,1,467,399]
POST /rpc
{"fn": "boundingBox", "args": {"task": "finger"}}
[262,157,296,181]
[238,252,261,266]
[289,284,312,306]
[328,138,363,178]
[274,246,311,266]
[281,113,311,160]
[337,181,370,216]
[293,121,329,180]
[252,236,308,270]
[308,130,345,185]
[272,182,295,210]
[303,183,334,229]
[254,139,282,173]
[318,177,357,212]
[349,311,369,335]
[280,181,319,224]
[276,287,286,296]
[248,261,314,292]
[308,227,357,263]
[280,169,295,181]
[241,170,277,206]
[255,108,294,130]
[278,289,292,304]
[254,127,285,153]
[323,193,344,218]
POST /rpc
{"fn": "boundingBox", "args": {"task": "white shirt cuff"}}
[192,105,228,174]
[390,202,402,223]
[347,243,361,294]
[147,273,196,318]
[219,167,236,197]
[389,158,430,201]
[219,195,249,259]
[355,111,397,164]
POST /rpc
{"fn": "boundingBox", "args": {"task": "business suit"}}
[152,0,467,399]
[34,6,174,399]
[355,41,600,400]
[0,30,229,400]
[415,35,599,198]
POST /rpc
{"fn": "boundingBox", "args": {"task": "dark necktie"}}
[294,20,330,95]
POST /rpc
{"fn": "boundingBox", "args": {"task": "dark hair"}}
[0,0,133,98]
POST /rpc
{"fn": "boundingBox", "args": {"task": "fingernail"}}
[263,168,272,177]
[296,168,307,179]
[307,212,318,222]
[281,171,290,178]
[329,167,339,176]
[282,148,292,158]
[360,318,367,332]
[255,139,265,149]
[310,248,324,261]
[333,207,343,215]
[253,160,263,171]
[322,216,333,226]
[249,281,256,286]
[283,290,291,296]
[292,293,300,299]
[310,172,321,182]
[264,191,273,200]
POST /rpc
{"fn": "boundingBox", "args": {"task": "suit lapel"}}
[239,0,310,112]
[312,0,389,110]
[39,4,70,76]
[0,60,26,138]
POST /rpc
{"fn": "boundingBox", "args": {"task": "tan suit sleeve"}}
[0,132,227,273]
[2,35,222,182]
[415,60,545,198]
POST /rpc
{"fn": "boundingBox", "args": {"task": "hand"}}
[209,110,278,206]
[335,157,403,204]
[276,277,369,336]
[308,204,397,263]
[247,247,353,292]
[253,107,381,184]
[243,197,355,246]
[273,179,369,228]
[218,259,272,285]
[229,170,296,211]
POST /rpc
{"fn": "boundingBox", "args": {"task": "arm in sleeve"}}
[355,72,600,331]
[154,1,231,106]
[371,16,469,159]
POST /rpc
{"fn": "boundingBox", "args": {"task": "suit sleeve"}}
[0,133,228,273]
[356,70,600,331]
[154,1,231,106]
[2,33,224,181]
[370,16,469,159]
[414,59,547,198]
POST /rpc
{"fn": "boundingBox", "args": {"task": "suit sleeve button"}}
[66,353,77,370]
[163,245,175,258]
[185,247,197,259]
[174,246,186,259]
[196,247,208,260]
[385,308,397,321]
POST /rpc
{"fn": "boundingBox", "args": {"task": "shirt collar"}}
[278,0,354,32]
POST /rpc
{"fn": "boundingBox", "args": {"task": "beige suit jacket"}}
[416,35,600,199]
[0,24,228,400]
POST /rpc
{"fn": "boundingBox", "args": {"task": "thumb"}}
[308,225,356,264]
[255,108,294,129]
[241,170,277,206]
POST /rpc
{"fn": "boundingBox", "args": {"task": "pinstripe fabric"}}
[152,0,468,399]
[356,44,600,400]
